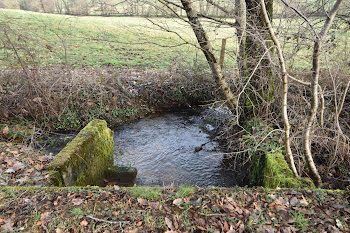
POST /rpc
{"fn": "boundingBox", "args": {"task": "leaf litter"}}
[0,186,349,232]
[0,143,349,232]
[0,143,52,187]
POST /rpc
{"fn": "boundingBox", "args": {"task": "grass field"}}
[0,9,348,72]
[0,9,239,70]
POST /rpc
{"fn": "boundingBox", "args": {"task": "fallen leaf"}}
[28,158,34,165]
[149,201,160,210]
[235,206,243,215]
[12,161,25,171]
[40,212,52,223]
[4,168,15,174]
[2,126,9,136]
[35,221,43,226]
[165,217,175,230]
[257,224,275,233]
[72,198,83,206]
[223,204,234,212]
[275,197,286,205]
[136,221,143,226]
[56,228,64,233]
[336,219,343,229]
[1,221,13,232]
[223,221,229,232]
[34,164,44,171]
[280,227,292,233]
[126,229,138,233]
[289,197,299,207]
[173,198,183,205]
[332,204,345,209]
[195,217,205,226]
[300,196,308,206]
[10,151,18,155]
[33,97,42,102]
[137,198,148,206]
[227,225,236,233]
[173,216,179,229]
[38,155,51,162]
[80,219,88,226]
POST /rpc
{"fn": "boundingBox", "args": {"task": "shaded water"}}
[114,112,239,187]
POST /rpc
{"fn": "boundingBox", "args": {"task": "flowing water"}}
[114,111,240,187]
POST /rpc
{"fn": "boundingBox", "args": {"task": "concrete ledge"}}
[106,166,138,186]
[47,119,114,186]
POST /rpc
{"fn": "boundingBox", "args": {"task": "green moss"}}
[47,119,113,186]
[177,185,195,198]
[250,152,315,189]
[126,186,162,200]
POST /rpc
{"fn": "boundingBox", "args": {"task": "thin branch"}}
[279,0,319,40]
[338,80,350,115]
[260,0,298,177]
[304,0,344,187]
[205,0,230,15]
[87,215,129,225]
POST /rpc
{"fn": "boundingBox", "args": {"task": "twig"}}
[42,225,49,233]
[199,212,226,217]
[279,0,319,40]
[87,215,129,225]
[338,80,350,115]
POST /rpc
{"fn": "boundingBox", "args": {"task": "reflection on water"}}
[114,112,239,187]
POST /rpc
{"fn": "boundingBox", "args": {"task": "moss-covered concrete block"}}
[47,120,114,186]
[250,152,315,189]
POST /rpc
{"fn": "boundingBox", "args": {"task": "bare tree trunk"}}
[40,0,46,13]
[260,0,298,177]
[235,0,247,78]
[304,0,344,187]
[199,0,204,14]
[55,0,62,13]
[62,0,71,14]
[245,0,274,109]
[181,0,236,112]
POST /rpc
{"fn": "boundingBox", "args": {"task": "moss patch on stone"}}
[47,119,113,186]
[250,152,315,189]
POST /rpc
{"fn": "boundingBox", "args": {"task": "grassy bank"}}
[0,186,349,232]
[0,9,235,70]
[1,9,348,71]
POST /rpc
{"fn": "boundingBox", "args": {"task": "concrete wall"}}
[47,119,114,186]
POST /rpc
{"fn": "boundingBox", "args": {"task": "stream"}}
[114,111,240,187]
